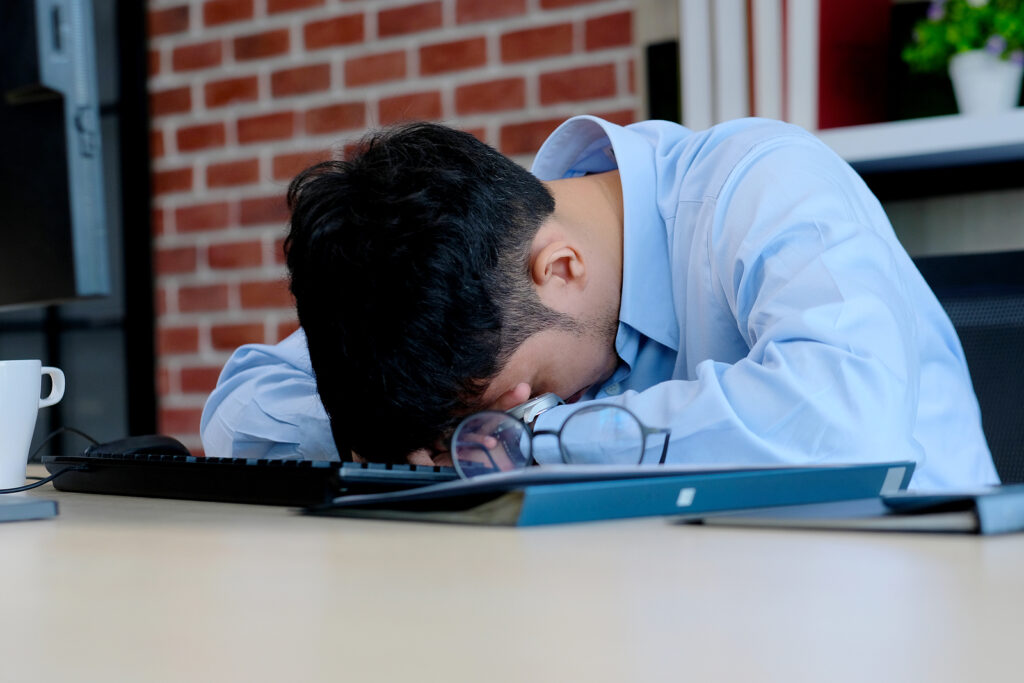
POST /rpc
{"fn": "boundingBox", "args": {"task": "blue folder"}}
[697,483,1024,535]
[0,496,58,522]
[305,461,915,526]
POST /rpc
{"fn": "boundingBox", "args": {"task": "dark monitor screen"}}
[0,0,110,310]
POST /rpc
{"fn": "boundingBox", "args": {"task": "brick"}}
[211,322,265,349]
[304,14,365,50]
[203,0,253,26]
[171,40,223,72]
[155,286,168,316]
[501,24,572,63]
[180,365,224,393]
[379,2,442,37]
[500,118,563,156]
[151,129,165,158]
[176,122,226,152]
[272,150,330,181]
[208,240,264,269]
[175,202,231,232]
[150,86,191,117]
[158,408,203,436]
[157,367,171,396]
[237,112,295,144]
[339,142,362,160]
[179,284,230,312]
[540,0,604,7]
[155,246,198,275]
[420,37,486,75]
[240,279,294,309]
[539,64,616,104]
[271,64,331,97]
[463,127,487,143]
[456,0,525,24]
[305,102,365,134]
[152,208,166,236]
[267,0,324,13]
[593,108,636,127]
[148,6,189,37]
[204,76,259,108]
[277,319,300,341]
[585,11,632,51]
[234,29,290,61]
[148,49,161,76]
[207,158,260,188]
[455,77,525,115]
[274,237,287,264]
[157,326,200,354]
[345,51,406,87]
[239,195,289,226]
[379,91,443,125]
[153,167,193,195]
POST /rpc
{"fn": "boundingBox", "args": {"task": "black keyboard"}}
[42,452,457,507]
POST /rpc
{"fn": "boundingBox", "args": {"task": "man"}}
[200,115,999,489]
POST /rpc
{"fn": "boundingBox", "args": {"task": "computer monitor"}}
[0,0,110,309]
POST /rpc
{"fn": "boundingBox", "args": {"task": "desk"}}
[2,476,1023,683]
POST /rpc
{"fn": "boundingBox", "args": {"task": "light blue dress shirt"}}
[201,116,999,489]
[201,330,339,461]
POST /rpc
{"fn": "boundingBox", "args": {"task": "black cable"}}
[29,426,100,461]
[0,426,99,495]
[0,466,88,494]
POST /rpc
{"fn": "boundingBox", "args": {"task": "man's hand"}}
[406,448,448,467]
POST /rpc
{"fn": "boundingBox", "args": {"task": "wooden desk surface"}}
[2,479,1023,683]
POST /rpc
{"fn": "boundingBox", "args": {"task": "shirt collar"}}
[532,116,679,353]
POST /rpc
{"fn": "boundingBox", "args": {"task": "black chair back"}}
[915,250,1024,483]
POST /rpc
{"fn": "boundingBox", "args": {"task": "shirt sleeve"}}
[535,133,926,470]
[199,329,340,461]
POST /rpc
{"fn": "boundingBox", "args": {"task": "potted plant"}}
[903,0,1024,115]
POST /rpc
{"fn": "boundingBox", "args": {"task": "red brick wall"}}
[147,0,640,451]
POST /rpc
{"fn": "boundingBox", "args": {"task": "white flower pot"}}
[948,50,1024,115]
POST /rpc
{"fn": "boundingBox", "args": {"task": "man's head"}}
[285,122,607,461]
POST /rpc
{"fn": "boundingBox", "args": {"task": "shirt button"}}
[604,383,621,396]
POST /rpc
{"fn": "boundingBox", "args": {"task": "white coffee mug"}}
[0,360,66,489]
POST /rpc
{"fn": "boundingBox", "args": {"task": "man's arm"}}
[536,132,951,480]
[200,329,340,460]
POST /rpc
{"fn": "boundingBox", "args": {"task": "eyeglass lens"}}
[451,411,531,478]
[451,405,651,478]
[558,405,645,464]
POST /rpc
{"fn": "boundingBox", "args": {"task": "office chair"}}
[915,250,1024,484]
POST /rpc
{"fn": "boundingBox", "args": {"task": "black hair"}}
[285,122,567,462]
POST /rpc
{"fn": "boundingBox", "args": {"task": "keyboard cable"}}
[0,426,98,495]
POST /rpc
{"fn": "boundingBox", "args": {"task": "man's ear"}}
[530,240,586,291]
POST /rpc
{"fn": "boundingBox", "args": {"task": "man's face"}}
[406,323,618,467]
[479,320,619,412]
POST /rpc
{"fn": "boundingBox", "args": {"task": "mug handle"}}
[39,367,66,409]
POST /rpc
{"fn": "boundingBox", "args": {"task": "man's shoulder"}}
[693,118,820,163]
[223,327,313,376]
[627,117,811,148]
[647,118,827,205]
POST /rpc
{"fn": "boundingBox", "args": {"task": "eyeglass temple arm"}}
[642,426,671,465]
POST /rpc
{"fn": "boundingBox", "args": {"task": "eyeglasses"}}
[449,400,671,479]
